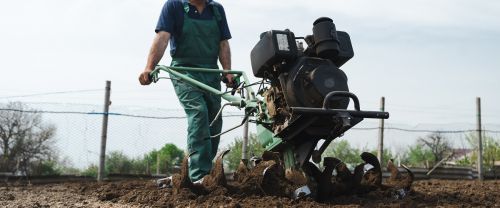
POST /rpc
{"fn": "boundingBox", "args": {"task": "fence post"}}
[242,90,250,160]
[98,80,111,181]
[378,96,385,167]
[476,97,483,181]
[242,120,249,160]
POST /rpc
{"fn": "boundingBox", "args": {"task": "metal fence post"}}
[378,97,385,167]
[242,90,250,160]
[476,97,483,181]
[98,80,111,181]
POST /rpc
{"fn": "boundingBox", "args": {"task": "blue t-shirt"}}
[155,0,232,57]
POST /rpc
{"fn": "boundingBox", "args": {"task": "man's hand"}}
[219,40,232,87]
[224,73,234,87]
[139,31,170,86]
[139,69,153,85]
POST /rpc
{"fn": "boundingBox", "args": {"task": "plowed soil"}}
[1,179,499,207]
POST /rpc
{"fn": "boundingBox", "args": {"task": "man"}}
[138,0,232,182]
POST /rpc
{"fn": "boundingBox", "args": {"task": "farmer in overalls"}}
[138,0,232,182]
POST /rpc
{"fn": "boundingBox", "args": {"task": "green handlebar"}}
[150,65,256,107]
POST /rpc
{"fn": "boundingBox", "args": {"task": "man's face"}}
[189,0,206,4]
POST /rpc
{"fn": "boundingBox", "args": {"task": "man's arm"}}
[139,31,171,85]
[219,40,233,85]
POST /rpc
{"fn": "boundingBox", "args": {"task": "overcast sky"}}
[1,0,500,127]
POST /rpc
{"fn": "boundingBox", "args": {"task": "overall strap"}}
[209,2,222,22]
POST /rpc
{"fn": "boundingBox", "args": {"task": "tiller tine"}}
[361,152,382,171]
[400,164,414,189]
[360,152,382,187]
[315,157,341,201]
[335,160,353,182]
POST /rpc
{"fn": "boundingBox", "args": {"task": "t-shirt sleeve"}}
[155,1,176,33]
[217,5,232,41]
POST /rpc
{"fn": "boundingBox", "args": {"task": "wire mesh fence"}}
[0,102,247,176]
[1,101,499,177]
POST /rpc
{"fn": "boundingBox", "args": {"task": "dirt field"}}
[1,179,499,208]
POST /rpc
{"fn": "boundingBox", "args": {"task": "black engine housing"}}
[250,17,353,111]
[250,17,355,135]
[280,57,349,109]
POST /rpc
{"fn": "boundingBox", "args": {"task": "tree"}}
[130,157,148,174]
[465,132,500,169]
[145,143,184,174]
[455,154,473,167]
[82,164,98,177]
[225,134,264,171]
[105,151,134,174]
[84,144,184,177]
[402,144,435,168]
[323,139,364,165]
[0,102,57,175]
[483,137,500,169]
[57,156,81,175]
[418,133,452,163]
[105,151,155,175]
[31,160,62,176]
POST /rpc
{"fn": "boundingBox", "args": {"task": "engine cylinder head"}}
[313,17,340,60]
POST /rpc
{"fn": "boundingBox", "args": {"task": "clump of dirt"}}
[233,159,249,183]
[0,192,15,201]
[170,153,201,195]
[202,150,230,193]
[231,151,314,198]
[386,160,414,190]
[235,160,289,197]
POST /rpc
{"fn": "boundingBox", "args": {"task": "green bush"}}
[145,143,185,174]
[82,164,98,177]
[465,133,500,169]
[225,134,264,171]
[404,144,435,168]
[37,160,62,175]
[105,151,134,174]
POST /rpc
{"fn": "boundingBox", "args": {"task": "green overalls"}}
[170,2,223,181]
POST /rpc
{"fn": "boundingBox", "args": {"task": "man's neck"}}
[189,0,207,9]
